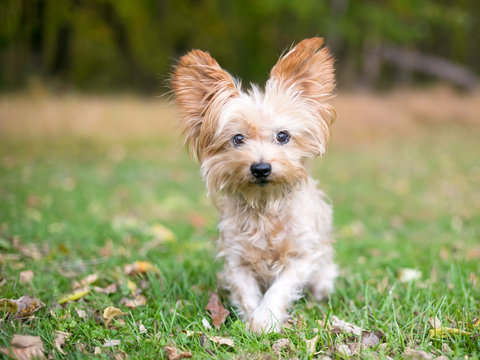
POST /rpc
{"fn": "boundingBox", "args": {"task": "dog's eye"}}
[276,131,290,145]
[232,134,245,146]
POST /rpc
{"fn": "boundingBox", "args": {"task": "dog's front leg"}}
[226,263,263,321]
[250,260,310,333]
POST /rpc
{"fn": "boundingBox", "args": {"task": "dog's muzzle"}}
[250,162,272,180]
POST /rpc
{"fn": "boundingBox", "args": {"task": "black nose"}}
[250,162,272,179]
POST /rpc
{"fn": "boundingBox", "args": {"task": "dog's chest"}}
[225,212,300,277]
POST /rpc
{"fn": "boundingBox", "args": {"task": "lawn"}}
[0,91,479,359]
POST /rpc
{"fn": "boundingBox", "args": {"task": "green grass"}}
[1,118,479,359]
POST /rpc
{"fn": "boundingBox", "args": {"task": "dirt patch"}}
[1,86,479,145]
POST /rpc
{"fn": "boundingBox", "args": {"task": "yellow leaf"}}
[124,260,159,275]
[474,318,480,328]
[58,289,90,304]
[127,280,137,296]
[103,306,125,327]
[150,224,176,243]
[429,327,471,338]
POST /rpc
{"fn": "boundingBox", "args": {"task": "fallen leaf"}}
[76,309,87,318]
[466,247,480,260]
[272,338,292,353]
[428,316,442,329]
[336,343,356,357]
[163,345,192,360]
[72,273,98,289]
[139,323,147,334]
[201,317,211,330]
[114,350,128,360]
[361,330,384,347]
[120,294,147,309]
[12,236,42,260]
[330,316,363,336]
[19,270,34,283]
[305,335,319,355]
[103,306,125,327]
[183,330,202,337]
[0,334,46,359]
[93,283,118,295]
[402,347,434,360]
[58,288,90,304]
[205,292,229,329]
[124,261,160,276]
[209,336,234,347]
[103,339,121,347]
[429,327,471,338]
[150,224,176,242]
[75,342,88,354]
[54,331,70,355]
[94,346,102,354]
[398,268,422,282]
[0,295,45,318]
[473,318,480,328]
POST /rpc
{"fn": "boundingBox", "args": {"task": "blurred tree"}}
[0,0,477,92]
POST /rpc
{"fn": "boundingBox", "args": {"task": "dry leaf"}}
[272,338,292,353]
[163,345,192,360]
[139,323,147,334]
[305,335,319,355]
[19,270,34,283]
[209,336,234,347]
[103,339,121,347]
[124,261,160,276]
[58,288,90,304]
[0,295,45,318]
[94,347,102,354]
[126,279,138,296]
[205,293,229,329]
[398,268,422,282]
[428,316,442,329]
[103,306,125,327]
[120,294,147,309]
[12,237,42,260]
[183,330,202,337]
[0,334,46,360]
[54,331,70,355]
[114,350,128,360]
[429,327,471,338]
[474,318,480,328]
[466,247,480,260]
[402,347,434,360]
[201,317,211,330]
[336,343,356,357]
[361,330,384,347]
[93,283,118,295]
[330,316,363,336]
[72,273,98,289]
[150,224,176,242]
[76,309,87,318]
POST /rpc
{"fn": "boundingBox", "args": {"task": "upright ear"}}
[172,50,238,160]
[269,37,336,128]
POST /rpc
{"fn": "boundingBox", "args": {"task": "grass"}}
[0,93,479,359]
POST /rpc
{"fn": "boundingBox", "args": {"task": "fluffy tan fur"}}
[172,37,338,332]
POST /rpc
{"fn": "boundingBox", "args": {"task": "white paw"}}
[249,308,282,333]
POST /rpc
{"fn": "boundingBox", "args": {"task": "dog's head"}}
[172,38,336,205]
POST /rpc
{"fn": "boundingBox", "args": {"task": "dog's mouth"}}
[254,179,270,187]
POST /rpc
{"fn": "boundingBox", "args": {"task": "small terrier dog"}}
[172,37,337,333]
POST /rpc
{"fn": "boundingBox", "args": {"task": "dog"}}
[172,37,337,333]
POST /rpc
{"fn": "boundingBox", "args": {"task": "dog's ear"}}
[270,37,335,105]
[172,50,239,160]
[268,37,336,155]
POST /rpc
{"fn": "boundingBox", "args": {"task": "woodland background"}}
[1,0,479,93]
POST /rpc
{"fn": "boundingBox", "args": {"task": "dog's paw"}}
[248,308,282,333]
